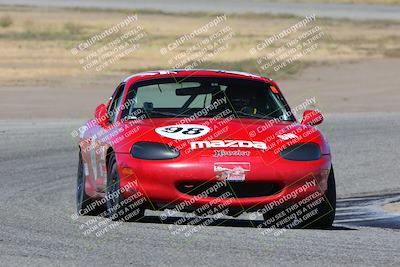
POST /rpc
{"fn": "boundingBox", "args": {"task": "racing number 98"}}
[162,127,204,135]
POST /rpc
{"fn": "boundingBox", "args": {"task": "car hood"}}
[111,118,329,155]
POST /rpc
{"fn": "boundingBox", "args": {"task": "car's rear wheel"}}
[106,153,145,222]
[77,151,103,216]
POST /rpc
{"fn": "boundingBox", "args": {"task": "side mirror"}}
[95,104,108,127]
[301,110,323,126]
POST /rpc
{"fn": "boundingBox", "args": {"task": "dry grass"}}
[0,6,399,85]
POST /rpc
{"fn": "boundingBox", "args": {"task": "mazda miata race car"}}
[76,69,336,229]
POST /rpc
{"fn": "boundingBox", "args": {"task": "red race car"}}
[76,69,336,229]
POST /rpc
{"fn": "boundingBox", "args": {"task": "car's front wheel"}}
[106,153,145,222]
[262,166,336,229]
[306,166,336,229]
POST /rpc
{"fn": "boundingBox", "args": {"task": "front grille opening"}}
[177,181,281,198]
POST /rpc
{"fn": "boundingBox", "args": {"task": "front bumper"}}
[115,152,331,212]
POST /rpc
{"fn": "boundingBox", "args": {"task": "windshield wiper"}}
[146,110,186,118]
[125,110,183,119]
[233,110,275,120]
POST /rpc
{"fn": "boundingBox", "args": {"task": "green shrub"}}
[64,22,82,35]
[0,15,13,28]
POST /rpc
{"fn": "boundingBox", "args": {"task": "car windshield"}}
[121,77,293,121]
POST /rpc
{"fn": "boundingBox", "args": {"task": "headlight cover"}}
[280,143,321,161]
[131,141,180,160]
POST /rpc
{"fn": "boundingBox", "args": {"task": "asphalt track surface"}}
[1,0,400,21]
[0,113,399,266]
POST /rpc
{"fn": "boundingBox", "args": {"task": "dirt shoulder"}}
[280,58,400,113]
[1,58,399,119]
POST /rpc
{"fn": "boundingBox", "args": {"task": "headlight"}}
[131,142,180,160]
[280,143,321,161]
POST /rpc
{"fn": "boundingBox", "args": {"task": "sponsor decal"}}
[214,162,250,182]
[191,140,267,150]
[155,124,210,140]
[277,133,298,140]
[214,149,250,157]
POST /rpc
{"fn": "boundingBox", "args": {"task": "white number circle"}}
[155,124,210,140]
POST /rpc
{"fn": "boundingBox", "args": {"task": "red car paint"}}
[79,70,331,213]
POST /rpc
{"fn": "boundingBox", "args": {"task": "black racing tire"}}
[106,153,145,222]
[306,166,336,229]
[76,151,103,216]
[262,166,336,229]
